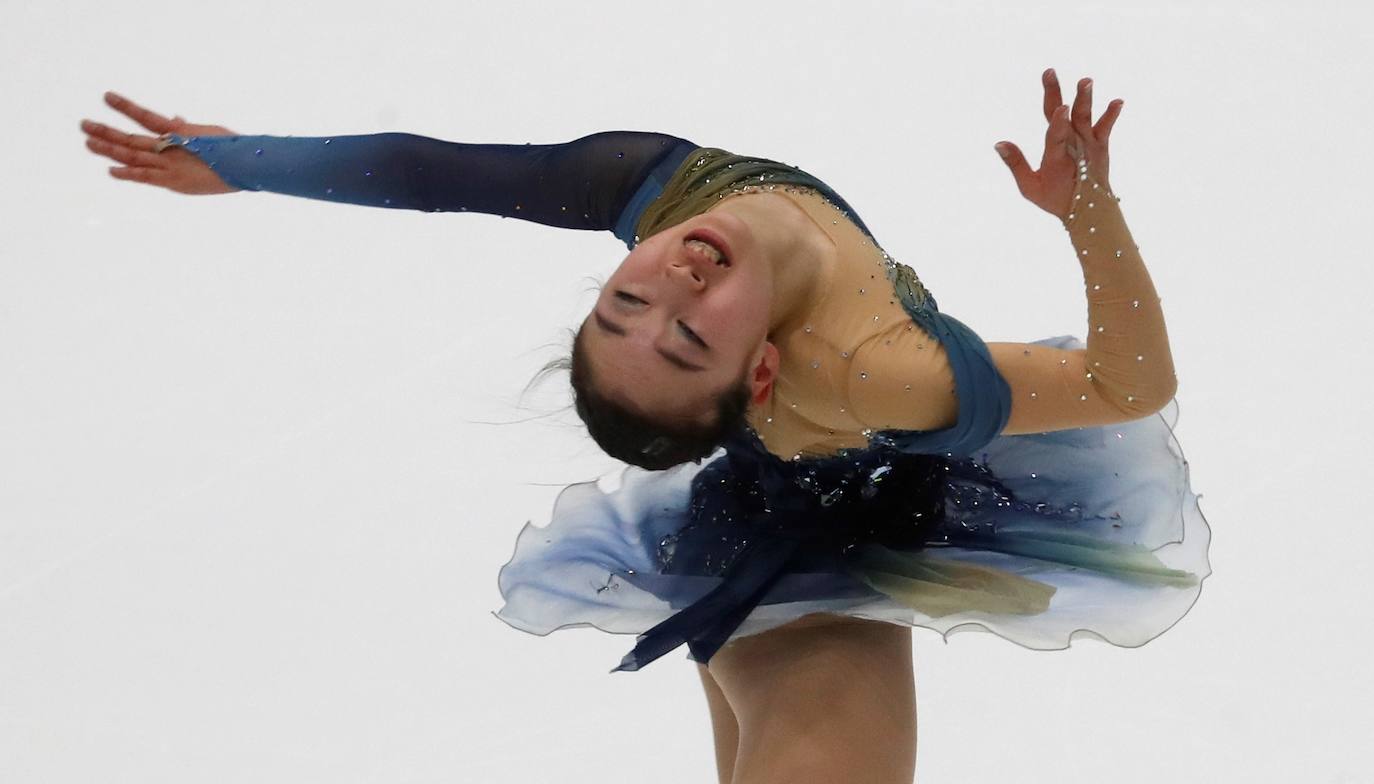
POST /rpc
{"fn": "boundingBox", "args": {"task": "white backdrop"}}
[3,1,1370,782]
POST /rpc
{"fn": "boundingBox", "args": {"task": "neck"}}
[711,192,833,335]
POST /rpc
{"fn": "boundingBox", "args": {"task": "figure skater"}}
[82,68,1210,783]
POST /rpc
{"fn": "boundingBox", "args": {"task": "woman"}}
[82,69,1209,783]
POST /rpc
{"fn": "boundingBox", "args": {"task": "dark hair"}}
[530,323,753,470]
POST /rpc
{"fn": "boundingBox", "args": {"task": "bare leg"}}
[706,613,917,784]
[697,662,741,784]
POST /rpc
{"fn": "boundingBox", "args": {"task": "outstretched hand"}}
[81,92,240,195]
[995,69,1122,221]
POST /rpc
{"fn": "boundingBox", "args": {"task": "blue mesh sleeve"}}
[163,130,697,246]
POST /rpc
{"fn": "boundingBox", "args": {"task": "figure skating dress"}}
[165,129,1211,672]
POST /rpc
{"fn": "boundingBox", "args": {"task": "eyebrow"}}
[593,310,707,373]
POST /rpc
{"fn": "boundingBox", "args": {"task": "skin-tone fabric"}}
[737,169,1174,461]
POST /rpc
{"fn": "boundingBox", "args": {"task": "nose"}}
[666,259,707,291]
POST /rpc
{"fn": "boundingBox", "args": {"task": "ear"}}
[747,341,780,405]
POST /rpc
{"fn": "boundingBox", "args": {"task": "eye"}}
[678,321,708,349]
[613,290,706,349]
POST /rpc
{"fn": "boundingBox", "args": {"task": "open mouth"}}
[684,229,732,267]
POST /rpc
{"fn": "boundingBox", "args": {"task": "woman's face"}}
[580,207,779,425]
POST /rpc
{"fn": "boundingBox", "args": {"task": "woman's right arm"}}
[985,71,1177,436]
[82,92,696,242]
[847,71,1176,439]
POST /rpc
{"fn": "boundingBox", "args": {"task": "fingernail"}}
[995,144,1009,158]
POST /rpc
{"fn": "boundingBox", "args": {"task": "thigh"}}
[706,613,917,784]
[696,663,740,784]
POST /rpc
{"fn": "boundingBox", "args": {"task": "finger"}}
[995,141,1035,197]
[1041,68,1063,123]
[1071,78,1094,138]
[86,137,165,168]
[108,165,170,186]
[103,91,176,134]
[1093,98,1123,142]
[1044,105,1073,160]
[80,119,160,153]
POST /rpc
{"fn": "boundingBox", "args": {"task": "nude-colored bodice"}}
[726,165,1172,462]
[724,184,959,461]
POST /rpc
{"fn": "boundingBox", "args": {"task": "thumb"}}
[995,142,1033,196]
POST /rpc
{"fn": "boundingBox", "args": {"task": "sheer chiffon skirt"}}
[495,337,1211,661]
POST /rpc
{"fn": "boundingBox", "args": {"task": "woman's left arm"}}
[160,129,696,233]
[985,70,1176,437]
[82,92,696,240]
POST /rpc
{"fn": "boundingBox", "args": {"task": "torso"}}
[714,184,958,461]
